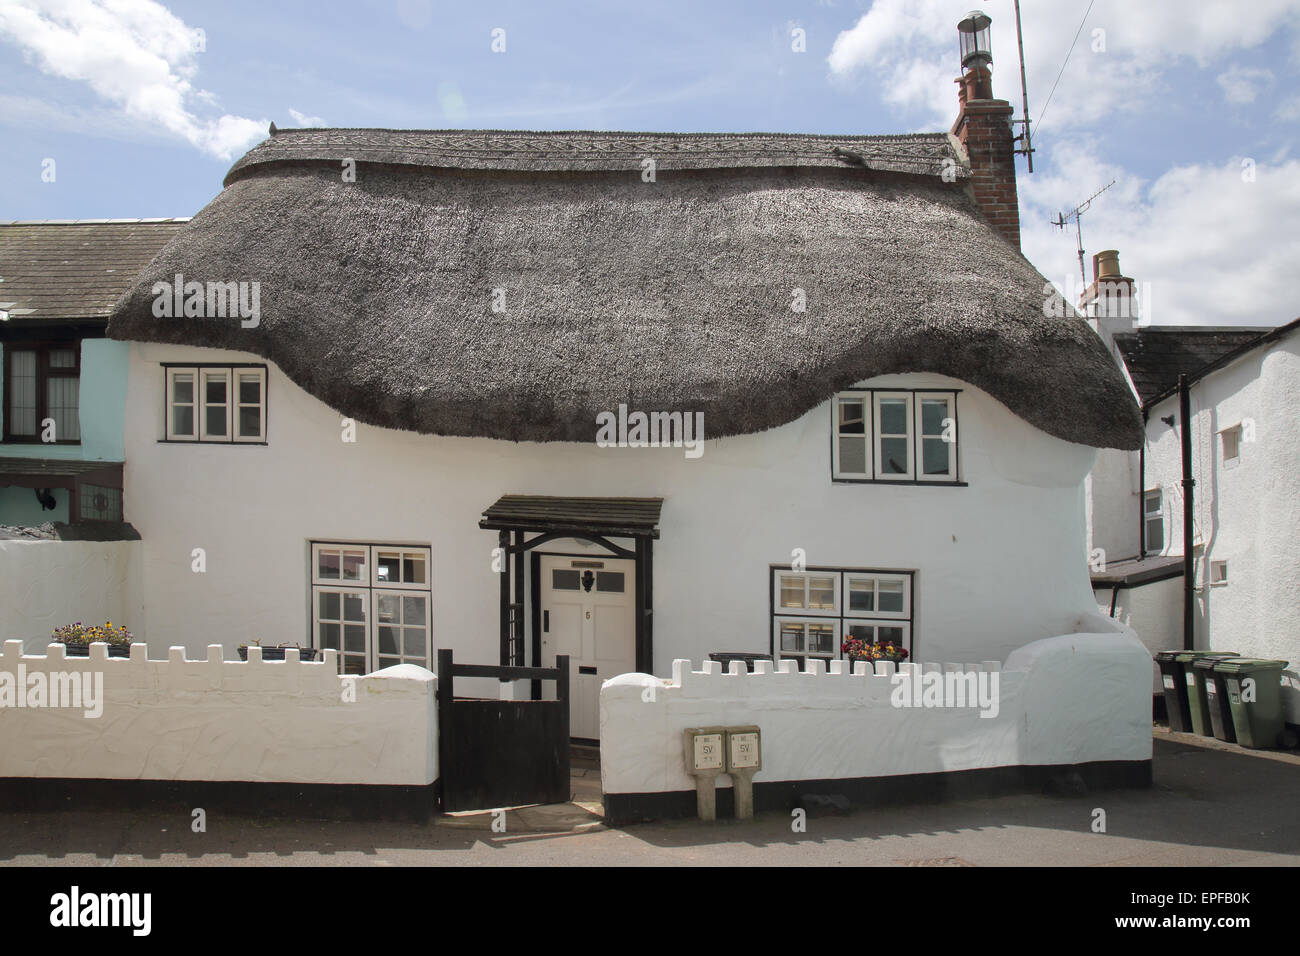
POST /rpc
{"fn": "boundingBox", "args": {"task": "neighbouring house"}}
[0,220,186,651]
[97,56,1144,742]
[1082,249,1300,718]
[0,219,186,526]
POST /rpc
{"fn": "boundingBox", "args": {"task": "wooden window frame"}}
[161,362,267,444]
[2,340,82,445]
[830,388,964,485]
[1143,489,1164,555]
[770,566,916,661]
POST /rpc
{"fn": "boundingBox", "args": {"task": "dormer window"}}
[832,390,961,484]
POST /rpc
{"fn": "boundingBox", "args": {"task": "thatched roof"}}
[107,128,1143,450]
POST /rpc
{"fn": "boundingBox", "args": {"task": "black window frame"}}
[1,339,82,445]
[768,564,917,663]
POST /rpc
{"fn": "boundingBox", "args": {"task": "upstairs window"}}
[1220,425,1242,467]
[3,342,80,443]
[164,365,266,442]
[833,390,960,483]
[1143,489,1164,554]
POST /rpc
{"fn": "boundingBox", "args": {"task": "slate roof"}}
[1113,327,1273,406]
[0,220,188,322]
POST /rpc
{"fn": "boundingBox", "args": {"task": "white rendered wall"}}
[1139,335,1300,717]
[1094,578,1182,694]
[0,539,142,653]
[599,627,1152,797]
[0,641,437,786]
[120,343,1105,676]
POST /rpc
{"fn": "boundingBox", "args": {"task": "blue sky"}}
[1,0,1297,325]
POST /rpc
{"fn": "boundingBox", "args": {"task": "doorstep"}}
[1153,725,1300,767]
[434,759,605,833]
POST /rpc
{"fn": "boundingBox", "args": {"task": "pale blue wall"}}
[0,337,128,525]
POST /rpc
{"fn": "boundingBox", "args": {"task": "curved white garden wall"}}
[600,630,1152,799]
[120,343,1104,675]
[0,641,436,786]
[0,539,141,653]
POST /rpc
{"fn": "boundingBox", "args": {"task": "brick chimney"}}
[951,65,1021,250]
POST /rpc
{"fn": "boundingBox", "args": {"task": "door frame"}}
[531,548,645,702]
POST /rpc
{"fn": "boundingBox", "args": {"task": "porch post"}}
[498,530,510,666]
[512,529,525,666]
[636,535,654,674]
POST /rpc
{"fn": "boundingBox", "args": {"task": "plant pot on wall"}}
[237,645,320,662]
[61,643,132,658]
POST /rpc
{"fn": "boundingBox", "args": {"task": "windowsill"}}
[157,439,268,445]
[832,478,968,487]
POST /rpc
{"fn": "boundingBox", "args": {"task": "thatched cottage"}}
[106,64,1142,740]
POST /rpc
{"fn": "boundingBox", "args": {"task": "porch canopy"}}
[0,457,123,523]
[480,495,662,674]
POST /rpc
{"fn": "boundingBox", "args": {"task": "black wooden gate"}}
[437,648,571,812]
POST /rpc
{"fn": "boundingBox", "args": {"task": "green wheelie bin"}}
[1185,653,1241,737]
[1156,651,1193,731]
[1194,657,1237,743]
[1215,658,1290,749]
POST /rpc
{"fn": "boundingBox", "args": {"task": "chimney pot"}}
[1095,249,1121,281]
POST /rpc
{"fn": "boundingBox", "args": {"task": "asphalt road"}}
[1,733,1297,866]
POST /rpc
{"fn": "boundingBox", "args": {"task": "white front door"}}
[538,554,637,741]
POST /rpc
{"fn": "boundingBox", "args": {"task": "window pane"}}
[344,624,366,652]
[808,624,834,655]
[848,624,873,642]
[318,550,341,580]
[879,398,908,436]
[404,629,427,659]
[921,398,948,436]
[342,551,365,581]
[376,592,399,621]
[848,578,874,612]
[596,571,624,592]
[238,374,261,404]
[838,400,865,434]
[922,437,950,475]
[238,405,261,437]
[8,350,37,435]
[880,437,909,474]
[808,576,835,610]
[779,575,804,609]
[205,376,227,404]
[552,569,580,590]
[378,626,399,654]
[378,656,400,669]
[47,376,80,441]
[172,373,193,404]
[780,622,804,652]
[1146,520,1164,552]
[342,656,367,676]
[205,405,227,436]
[1145,493,1161,515]
[403,595,424,622]
[48,349,76,369]
[172,405,194,436]
[878,626,904,645]
[838,436,866,474]
[319,622,340,649]
[403,555,426,584]
[377,553,401,583]
[342,593,365,621]
[879,581,905,613]
[319,590,340,619]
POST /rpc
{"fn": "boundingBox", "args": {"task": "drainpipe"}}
[1138,408,1147,559]
[1179,375,1195,651]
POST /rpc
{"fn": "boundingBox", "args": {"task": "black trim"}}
[832,479,968,487]
[603,759,1153,826]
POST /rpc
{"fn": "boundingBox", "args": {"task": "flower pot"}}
[60,643,131,658]
[238,646,320,662]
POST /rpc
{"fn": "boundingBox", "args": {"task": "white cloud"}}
[0,0,266,159]
[1216,65,1274,104]
[288,107,325,127]
[827,0,1300,131]
[1021,145,1300,327]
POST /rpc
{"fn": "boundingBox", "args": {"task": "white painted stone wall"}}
[117,343,1105,676]
[1137,334,1300,718]
[1094,578,1183,694]
[0,539,142,653]
[600,627,1152,797]
[0,641,437,786]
